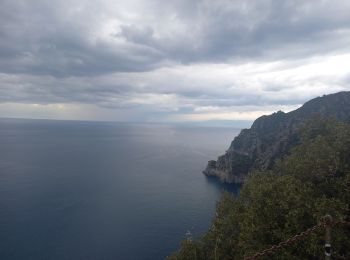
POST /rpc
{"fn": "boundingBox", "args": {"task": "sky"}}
[1,0,350,126]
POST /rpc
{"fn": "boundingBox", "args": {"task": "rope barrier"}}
[244,217,350,260]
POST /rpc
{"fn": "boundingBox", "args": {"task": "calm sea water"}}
[0,119,240,260]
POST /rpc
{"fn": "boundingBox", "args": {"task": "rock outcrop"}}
[203,91,350,183]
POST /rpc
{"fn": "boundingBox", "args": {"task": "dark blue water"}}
[0,119,240,260]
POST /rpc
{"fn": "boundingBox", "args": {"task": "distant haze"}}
[1,0,350,126]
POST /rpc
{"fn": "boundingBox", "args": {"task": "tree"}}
[169,118,350,259]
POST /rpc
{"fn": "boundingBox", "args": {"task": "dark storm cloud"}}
[0,0,164,77]
[0,68,316,111]
[0,73,136,107]
[117,0,350,63]
[1,0,350,77]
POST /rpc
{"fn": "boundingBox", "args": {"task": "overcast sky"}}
[1,0,350,126]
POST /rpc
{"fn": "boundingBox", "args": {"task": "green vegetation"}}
[169,118,350,259]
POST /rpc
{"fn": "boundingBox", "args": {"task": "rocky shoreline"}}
[203,91,350,183]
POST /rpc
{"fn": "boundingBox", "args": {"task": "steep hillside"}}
[203,91,350,183]
[170,117,350,259]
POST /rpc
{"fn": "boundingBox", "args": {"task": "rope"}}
[243,218,350,260]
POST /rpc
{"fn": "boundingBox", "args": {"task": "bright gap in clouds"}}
[1,52,349,125]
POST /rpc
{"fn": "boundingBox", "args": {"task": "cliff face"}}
[203,91,350,183]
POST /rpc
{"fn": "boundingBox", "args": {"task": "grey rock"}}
[203,91,350,183]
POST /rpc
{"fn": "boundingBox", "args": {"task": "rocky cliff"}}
[203,91,350,183]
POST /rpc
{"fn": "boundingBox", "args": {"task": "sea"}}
[0,118,240,260]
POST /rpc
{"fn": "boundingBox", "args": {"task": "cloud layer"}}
[1,0,350,124]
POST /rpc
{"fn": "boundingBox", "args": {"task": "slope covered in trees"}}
[204,91,350,183]
[170,117,350,259]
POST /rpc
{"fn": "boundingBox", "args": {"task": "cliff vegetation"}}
[170,117,350,259]
[204,91,350,183]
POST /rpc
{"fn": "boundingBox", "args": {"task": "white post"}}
[324,215,332,260]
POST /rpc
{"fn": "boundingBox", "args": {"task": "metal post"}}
[324,215,332,260]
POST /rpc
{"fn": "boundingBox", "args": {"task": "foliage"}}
[169,118,350,259]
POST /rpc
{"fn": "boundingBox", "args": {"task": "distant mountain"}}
[203,91,350,183]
